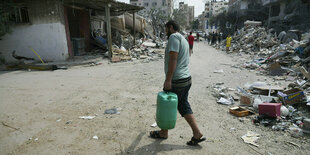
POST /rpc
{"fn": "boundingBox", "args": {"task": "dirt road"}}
[1,42,309,154]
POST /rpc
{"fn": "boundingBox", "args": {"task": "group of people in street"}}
[206,32,222,45]
[185,31,233,54]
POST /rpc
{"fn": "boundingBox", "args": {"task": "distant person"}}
[218,33,222,44]
[196,33,200,42]
[204,33,207,44]
[187,32,195,56]
[215,32,218,44]
[208,34,212,45]
[149,20,206,146]
[211,32,216,45]
[226,34,232,51]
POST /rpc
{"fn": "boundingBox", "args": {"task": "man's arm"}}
[164,51,178,90]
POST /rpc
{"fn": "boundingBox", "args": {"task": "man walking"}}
[196,32,200,42]
[211,32,215,45]
[149,20,205,146]
[187,32,194,56]
[204,33,208,44]
[218,32,222,44]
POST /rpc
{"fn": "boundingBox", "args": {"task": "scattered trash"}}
[285,141,300,148]
[151,122,157,127]
[92,136,99,140]
[241,131,260,147]
[253,98,263,110]
[104,108,121,114]
[278,88,305,105]
[217,97,234,105]
[34,138,38,141]
[66,120,73,124]
[289,126,304,138]
[229,107,250,117]
[213,69,224,73]
[253,115,277,127]
[244,82,266,90]
[142,42,156,48]
[280,106,289,117]
[258,103,281,117]
[56,119,62,122]
[1,122,22,132]
[79,116,96,120]
[272,122,290,131]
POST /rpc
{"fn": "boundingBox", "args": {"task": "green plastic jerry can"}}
[156,91,178,130]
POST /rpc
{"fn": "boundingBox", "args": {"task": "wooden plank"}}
[252,85,285,91]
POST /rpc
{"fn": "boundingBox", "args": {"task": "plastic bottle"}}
[156,91,178,130]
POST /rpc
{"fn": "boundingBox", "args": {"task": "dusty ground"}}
[1,42,310,155]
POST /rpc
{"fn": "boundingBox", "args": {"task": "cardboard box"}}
[229,107,249,117]
[240,95,252,106]
[258,103,281,117]
[278,88,305,105]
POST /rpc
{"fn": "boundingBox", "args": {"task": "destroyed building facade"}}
[262,0,310,32]
[130,0,174,18]
[0,0,143,63]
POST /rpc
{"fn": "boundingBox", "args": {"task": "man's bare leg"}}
[184,114,203,139]
[159,130,168,138]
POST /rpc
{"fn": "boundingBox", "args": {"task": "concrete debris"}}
[215,25,310,134]
[241,131,260,147]
[213,69,224,73]
[104,108,122,114]
[221,26,310,76]
[111,38,165,63]
[79,116,96,120]
[217,97,234,105]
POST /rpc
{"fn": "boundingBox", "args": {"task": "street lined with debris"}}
[1,42,309,154]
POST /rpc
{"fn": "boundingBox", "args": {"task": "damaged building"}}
[262,0,310,32]
[0,0,144,64]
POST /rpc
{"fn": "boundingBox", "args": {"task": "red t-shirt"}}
[188,35,194,46]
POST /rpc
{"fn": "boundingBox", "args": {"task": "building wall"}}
[179,2,195,30]
[212,1,229,16]
[0,0,69,63]
[203,1,228,34]
[189,6,195,23]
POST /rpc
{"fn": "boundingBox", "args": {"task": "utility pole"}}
[105,3,112,60]
[133,12,136,46]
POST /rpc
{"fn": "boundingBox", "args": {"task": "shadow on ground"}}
[117,132,202,155]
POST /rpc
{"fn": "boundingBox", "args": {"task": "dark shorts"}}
[170,77,193,117]
[189,45,193,49]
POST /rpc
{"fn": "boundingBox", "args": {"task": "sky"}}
[116,0,208,17]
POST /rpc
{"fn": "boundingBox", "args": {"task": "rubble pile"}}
[223,26,310,72]
[220,25,310,98]
[230,27,279,54]
[111,39,165,63]
[215,24,310,138]
[213,80,310,138]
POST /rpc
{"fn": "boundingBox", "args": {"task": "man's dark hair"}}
[165,20,180,32]
[190,32,192,35]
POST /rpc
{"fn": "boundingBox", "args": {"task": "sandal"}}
[149,131,167,139]
[186,137,206,146]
